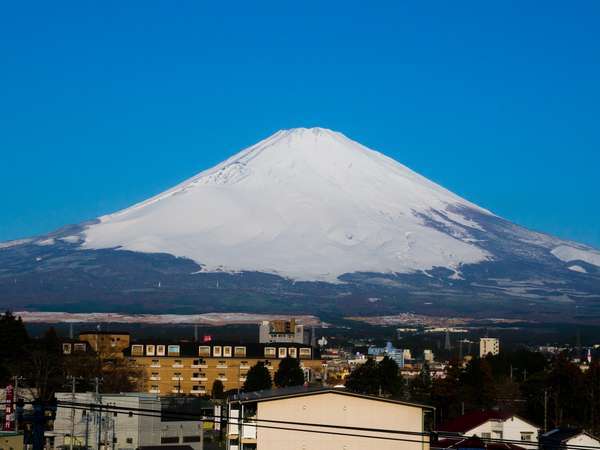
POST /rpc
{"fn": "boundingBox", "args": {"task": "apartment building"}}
[479,338,500,357]
[226,386,433,450]
[125,341,322,396]
[79,331,131,357]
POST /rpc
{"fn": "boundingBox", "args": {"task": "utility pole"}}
[66,376,80,450]
[95,377,102,450]
[13,375,24,432]
[543,389,548,432]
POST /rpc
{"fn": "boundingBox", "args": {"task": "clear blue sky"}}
[1,1,599,248]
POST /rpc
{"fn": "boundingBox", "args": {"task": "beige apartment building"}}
[226,386,433,450]
[124,341,323,396]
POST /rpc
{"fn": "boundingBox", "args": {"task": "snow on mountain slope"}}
[81,128,496,281]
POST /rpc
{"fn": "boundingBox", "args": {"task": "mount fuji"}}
[2,128,599,321]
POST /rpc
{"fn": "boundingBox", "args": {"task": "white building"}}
[226,386,433,450]
[439,411,538,448]
[479,338,500,357]
[50,393,203,450]
[423,349,434,363]
[258,319,307,344]
[541,429,600,450]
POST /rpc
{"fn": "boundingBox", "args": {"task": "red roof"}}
[438,410,515,433]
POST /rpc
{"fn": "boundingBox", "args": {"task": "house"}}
[226,386,434,450]
[438,411,538,447]
[540,428,600,450]
[436,435,526,450]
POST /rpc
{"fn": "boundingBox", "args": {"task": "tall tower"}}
[444,330,452,351]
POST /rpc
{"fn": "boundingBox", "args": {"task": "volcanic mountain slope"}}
[1,128,599,320]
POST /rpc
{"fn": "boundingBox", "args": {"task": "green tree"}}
[212,379,225,399]
[584,361,600,435]
[243,362,272,392]
[26,327,65,400]
[345,357,404,397]
[409,362,432,403]
[0,311,30,383]
[274,357,305,388]
[461,357,497,411]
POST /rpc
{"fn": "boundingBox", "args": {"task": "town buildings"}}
[125,341,322,396]
[258,319,309,345]
[479,338,500,357]
[226,386,433,450]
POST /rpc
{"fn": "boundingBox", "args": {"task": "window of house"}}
[151,384,159,390]
[234,346,246,357]
[151,359,160,366]
[481,433,491,439]
[62,343,72,354]
[299,348,311,358]
[126,438,133,444]
[213,346,222,357]
[183,436,201,443]
[174,359,182,365]
[161,437,179,444]
[146,345,155,356]
[198,346,211,357]
[521,433,533,441]
[131,345,144,356]
[223,346,232,357]
[151,372,159,378]
[167,345,180,356]
[288,347,298,358]
[264,347,276,357]
[278,347,287,358]
[74,343,86,352]
[492,431,503,439]
[156,345,166,356]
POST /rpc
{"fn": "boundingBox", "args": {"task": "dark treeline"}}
[0,311,142,399]
[346,349,600,434]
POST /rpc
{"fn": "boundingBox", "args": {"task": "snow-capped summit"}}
[81,127,498,281]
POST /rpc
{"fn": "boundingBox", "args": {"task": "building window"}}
[146,345,155,356]
[520,433,533,441]
[278,347,287,358]
[161,437,179,444]
[492,431,503,439]
[62,343,72,354]
[126,438,133,444]
[264,347,276,358]
[151,359,160,367]
[74,343,86,353]
[213,346,222,357]
[167,345,180,356]
[131,345,144,356]
[234,346,246,357]
[288,347,297,358]
[223,346,232,357]
[299,348,311,359]
[183,436,201,443]
[481,433,491,439]
[198,346,211,357]
[157,345,166,356]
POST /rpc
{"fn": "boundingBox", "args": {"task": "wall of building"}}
[254,393,428,450]
[0,432,24,450]
[567,434,600,448]
[467,417,538,447]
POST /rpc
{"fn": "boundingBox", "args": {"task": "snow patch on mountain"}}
[552,245,600,267]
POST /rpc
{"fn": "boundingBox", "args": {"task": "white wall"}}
[255,392,428,450]
[466,416,538,448]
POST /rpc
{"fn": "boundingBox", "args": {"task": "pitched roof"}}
[230,385,433,409]
[439,411,516,433]
[437,436,526,450]
[541,428,599,445]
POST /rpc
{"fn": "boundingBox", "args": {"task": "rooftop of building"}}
[79,330,130,336]
[230,385,433,409]
[437,436,526,450]
[438,410,536,433]
[541,428,599,444]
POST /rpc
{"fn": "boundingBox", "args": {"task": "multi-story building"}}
[226,386,433,450]
[258,320,308,344]
[78,331,131,357]
[479,338,500,357]
[125,341,322,396]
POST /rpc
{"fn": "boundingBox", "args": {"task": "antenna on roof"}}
[69,323,74,339]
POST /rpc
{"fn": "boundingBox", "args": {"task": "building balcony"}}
[149,389,160,394]
[217,376,228,381]
[216,364,228,369]
[171,388,183,394]
[172,363,184,368]
[191,388,206,394]
[190,376,208,382]
[150,363,161,368]
[150,376,160,381]
[239,364,250,370]
[191,364,208,369]
[171,376,183,381]
[239,376,247,382]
